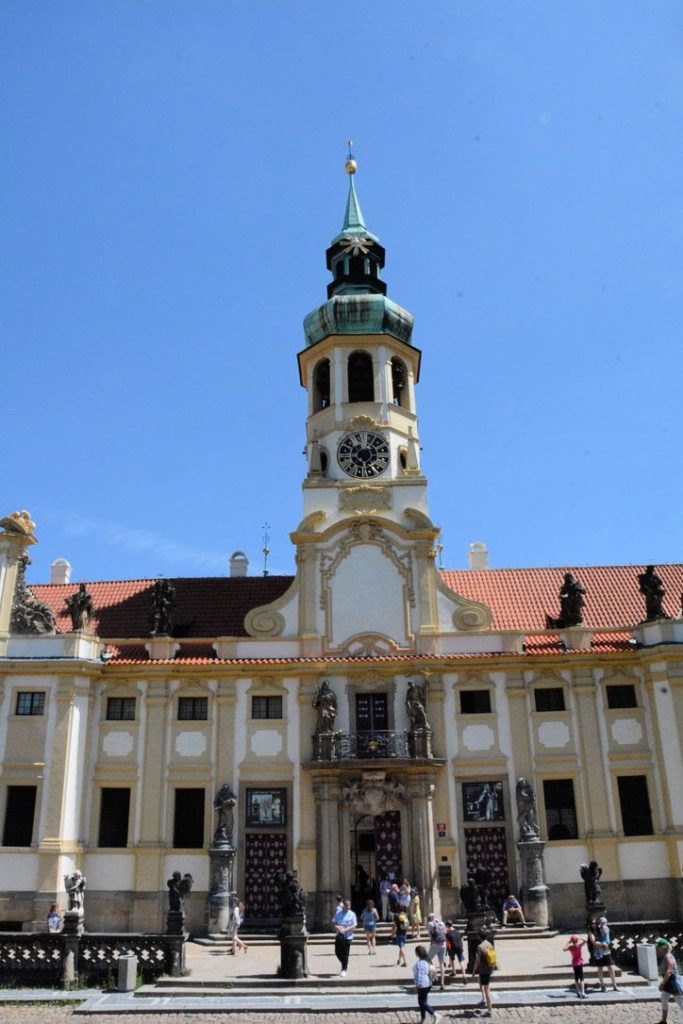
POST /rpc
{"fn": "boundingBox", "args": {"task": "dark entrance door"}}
[464,826,509,913]
[355,693,389,758]
[244,832,287,919]
[350,810,402,914]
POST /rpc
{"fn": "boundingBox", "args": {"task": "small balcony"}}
[312,728,434,762]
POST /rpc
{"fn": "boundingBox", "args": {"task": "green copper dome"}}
[303,293,414,347]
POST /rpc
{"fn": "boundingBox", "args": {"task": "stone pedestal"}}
[62,910,84,936]
[313,732,340,761]
[278,915,308,978]
[409,727,433,759]
[518,838,551,928]
[585,901,606,925]
[206,844,235,936]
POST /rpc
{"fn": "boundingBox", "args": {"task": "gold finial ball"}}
[345,157,357,174]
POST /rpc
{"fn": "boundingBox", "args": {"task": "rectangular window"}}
[15,692,45,716]
[178,697,207,721]
[617,776,653,836]
[173,789,205,848]
[252,696,283,720]
[98,788,131,847]
[3,786,37,846]
[534,688,565,712]
[606,684,638,709]
[543,779,578,840]
[106,697,136,721]
[460,690,491,714]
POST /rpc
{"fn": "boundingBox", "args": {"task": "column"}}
[408,773,440,916]
[312,773,342,929]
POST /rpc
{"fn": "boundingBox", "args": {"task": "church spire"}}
[326,146,385,298]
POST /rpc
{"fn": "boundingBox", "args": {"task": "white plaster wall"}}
[610,718,643,745]
[175,731,207,757]
[250,730,283,757]
[440,633,513,655]
[537,721,571,749]
[545,845,589,884]
[0,853,39,890]
[163,854,208,890]
[102,731,134,757]
[234,639,301,658]
[618,841,669,879]
[329,545,406,646]
[462,724,495,751]
[84,854,135,890]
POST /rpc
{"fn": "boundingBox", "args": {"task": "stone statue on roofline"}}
[637,565,669,622]
[65,583,94,632]
[149,578,175,636]
[11,555,55,634]
[545,572,586,630]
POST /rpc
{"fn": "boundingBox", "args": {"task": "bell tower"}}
[298,151,426,532]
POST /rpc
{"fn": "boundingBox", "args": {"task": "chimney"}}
[229,551,249,578]
[468,542,489,571]
[50,558,72,584]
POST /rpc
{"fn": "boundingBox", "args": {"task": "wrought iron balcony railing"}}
[312,729,427,761]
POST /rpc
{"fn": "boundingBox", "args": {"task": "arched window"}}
[347,351,374,403]
[320,449,328,475]
[313,359,331,412]
[391,358,407,407]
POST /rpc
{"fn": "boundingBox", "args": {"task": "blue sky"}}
[3,1,682,583]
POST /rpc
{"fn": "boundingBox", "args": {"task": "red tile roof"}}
[439,564,683,632]
[29,576,293,639]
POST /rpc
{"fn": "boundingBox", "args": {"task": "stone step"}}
[193,926,559,947]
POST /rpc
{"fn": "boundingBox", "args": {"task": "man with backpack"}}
[426,912,448,991]
[445,920,467,984]
[471,926,496,1016]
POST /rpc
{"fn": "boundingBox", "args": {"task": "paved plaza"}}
[0,1006,674,1023]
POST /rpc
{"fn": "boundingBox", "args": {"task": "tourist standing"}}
[426,912,448,990]
[46,903,62,933]
[657,937,683,1022]
[379,876,391,921]
[594,915,618,991]
[394,907,409,966]
[229,895,247,955]
[333,898,357,976]
[471,927,496,1017]
[410,887,422,938]
[445,920,467,984]
[361,899,379,954]
[563,935,587,998]
[413,945,443,1024]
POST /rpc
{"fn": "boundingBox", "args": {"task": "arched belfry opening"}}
[313,359,331,412]
[348,351,374,403]
[391,357,407,407]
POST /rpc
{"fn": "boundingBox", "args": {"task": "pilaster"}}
[407,772,440,916]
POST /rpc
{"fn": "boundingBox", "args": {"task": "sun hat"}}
[570,935,579,944]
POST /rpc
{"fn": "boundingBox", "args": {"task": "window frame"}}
[251,696,283,720]
[534,687,566,713]
[15,691,46,717]
[459,689,492,715]
[2,785,38,847]
[616,774,654,836]
[542,778,579,841]
[106,697,136,721]
[173,788,206,848]
[605,684,638,710]
[177,696,208,721]
[97,787,131,848]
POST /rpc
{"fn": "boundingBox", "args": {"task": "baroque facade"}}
[1,165,682,934]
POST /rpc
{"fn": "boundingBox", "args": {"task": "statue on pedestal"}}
[312,680,337,733]
[546,572,586,629]
[274,870,307,919]
[65,583,94,632]
[516,777,540,839]
[638,565,669,622]
[11,555,56,634]
[405,680,430,730]
[213,784,236,847]
[580,861,603,905]
[64,869,86,913]
[149,579,175,636]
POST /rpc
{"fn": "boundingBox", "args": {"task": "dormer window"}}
[348,351,374,402]
[313,359,331,411]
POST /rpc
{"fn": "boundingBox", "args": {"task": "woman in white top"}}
[412,945,443,1024]
[229,897,248,955]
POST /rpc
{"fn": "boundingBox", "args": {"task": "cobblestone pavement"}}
[0,1005,674,1023]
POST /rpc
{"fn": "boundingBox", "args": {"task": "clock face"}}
[337,431,390,479]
